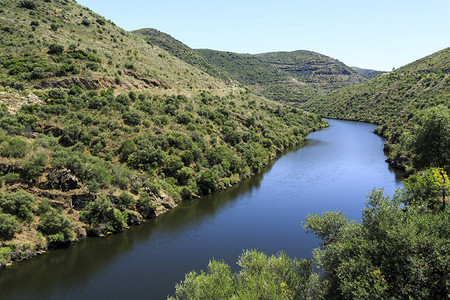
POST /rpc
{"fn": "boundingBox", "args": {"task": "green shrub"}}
[38,210,74,246]
[0,190,36,221]
[48,43,64,55]
[116,94,131,106]
[18,0,37,9]
[117,192,134,208]
[107,209,127,233]
[22,153,48,184]
[4,173,20,185]
[122,110,142,126]
[0,247,12,267]
[68,85,83,95]
[1,137,27,158]
[197,169,218,194]
[169,250,313,300]
[136,192,155,218]
[80,196,113,226]
[81,18,90,26]
[0,213,19,240]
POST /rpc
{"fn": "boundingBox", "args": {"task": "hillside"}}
[304,47,450,172]
[0,0,327,267]
[195,49,364,103]
[351,66,386,79]
[132,28,364,103]
[132,28,228,82]
[0,0,224,91]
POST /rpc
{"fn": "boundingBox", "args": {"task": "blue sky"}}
[77,0,449,71]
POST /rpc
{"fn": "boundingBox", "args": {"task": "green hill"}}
[0,0,224,91]
[133,28,364,103]
[351,66,386,79]
[303,47,450,172]
[195,49,364,103]
[132,28,228,81]
[0,0,327,267]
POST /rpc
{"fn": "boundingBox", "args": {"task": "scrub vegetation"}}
[134,29,365,103]
[0,0,326,267]
[304,47,450,174]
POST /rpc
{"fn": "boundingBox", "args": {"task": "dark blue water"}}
[0,119,403,299]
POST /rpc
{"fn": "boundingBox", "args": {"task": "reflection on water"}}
[0,120,403,299]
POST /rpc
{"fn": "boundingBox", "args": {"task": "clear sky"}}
[77,0,449,71]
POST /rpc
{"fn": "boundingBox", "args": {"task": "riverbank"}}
[0,119,403,299]
[0,119,328,269]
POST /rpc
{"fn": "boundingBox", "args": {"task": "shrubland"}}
[303,47,450,174]
[0,86,326,267]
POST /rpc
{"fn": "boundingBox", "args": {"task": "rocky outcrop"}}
[127,210,144,225]
[36,77,115,90]
[45,168,81,191]
[71,190,97,210]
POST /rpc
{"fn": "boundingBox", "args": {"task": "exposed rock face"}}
[127,210,144,225]
[0,92,44,114]
[71,190,97,210]
[46,168,81,191]
[36,77,114,90]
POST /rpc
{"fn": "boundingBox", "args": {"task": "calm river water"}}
[0,119,403,299]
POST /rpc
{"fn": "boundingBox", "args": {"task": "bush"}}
[81,18,91,26]
[68,85,83,95]
[18,0,37,9]
[4,173,20,185]
[197,169,218,194]
[169,250,313,300]
[136,192,155,218]
[107,209,128,233]
[0,213,19,240]
[116,94,131,106]
[80,196,113,226]
[117,192,134,208]
[38,210,74,246]
[48,43,64,55]
[122,110,142,126]
[0,190,36,221]
[22,153,48,184]
[1,137,27,158]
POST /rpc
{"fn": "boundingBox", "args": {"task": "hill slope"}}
[133,28,364,103]
[0,0,327,267]
[0,0,224,91]
[132,28,228,81]
[351,66,386,79]
[303,47,450,172]
[195,49,364,103]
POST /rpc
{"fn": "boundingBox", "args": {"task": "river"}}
[0,119,403,299]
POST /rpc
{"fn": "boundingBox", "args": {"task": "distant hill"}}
[132,28,227,81]
[0,1,223,91]
[304,47,450,172]
[134,28,364,103]
[351,66,386,79]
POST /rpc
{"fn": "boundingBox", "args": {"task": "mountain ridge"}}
[133,28,365,103]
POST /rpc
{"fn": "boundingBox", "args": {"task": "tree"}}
[169,250,314,300]
[403,168,450,210]
[0,190,36,221]
[410,105,450,172]
[22,153,48,184]
[1,137,27,158]
[38,210,74,247]
[0,213,19,240]
[304,189,450,299]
